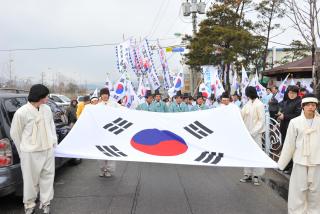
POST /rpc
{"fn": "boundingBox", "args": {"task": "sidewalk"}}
[262,169,290,201]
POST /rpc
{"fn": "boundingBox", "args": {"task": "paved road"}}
[1,160,287,214]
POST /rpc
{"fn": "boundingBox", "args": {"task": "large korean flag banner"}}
[55,105,277,168]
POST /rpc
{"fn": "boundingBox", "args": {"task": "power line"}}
[149,0,171,39]
[0,38,179,52]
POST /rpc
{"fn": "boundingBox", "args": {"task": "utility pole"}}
[182,0,206,94]
[41,72,45,85]
[9,59,13,87]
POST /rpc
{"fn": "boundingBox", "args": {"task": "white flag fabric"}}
[104,75,113,90]
[91,88,99,99]
[123,80,140,109]
[199,83,210,98]
[137,77,147,103]
[55,105,277,168]
[111,73,127,101]
[231,70,239,92]
[157,41,172,89]
[289,78,295,86]
[275,74,290,102]
[301,79,313,93]
[168,70,184,97]
[140,39,161,90]
[115,40,131,73]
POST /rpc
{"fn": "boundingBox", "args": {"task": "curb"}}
[262,169,290,201]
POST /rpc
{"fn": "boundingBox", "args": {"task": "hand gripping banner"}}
[55,105,277,168]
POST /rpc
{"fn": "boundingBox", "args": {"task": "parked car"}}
[49,94,71,110]
[0,92,77,197]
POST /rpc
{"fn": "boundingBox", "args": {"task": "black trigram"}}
[184,121,213,139]
[195,151,224,164]
[96,145,127,157]
[103,117,133,135]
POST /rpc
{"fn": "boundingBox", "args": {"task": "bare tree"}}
[255,0,286,72]
[285,0,320,97]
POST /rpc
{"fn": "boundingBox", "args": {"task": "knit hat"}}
[28,84,49,102]
[100,88,110,96]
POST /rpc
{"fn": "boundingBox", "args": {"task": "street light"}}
[181,0,207,94]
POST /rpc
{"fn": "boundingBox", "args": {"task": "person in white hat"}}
[278,94,320,214]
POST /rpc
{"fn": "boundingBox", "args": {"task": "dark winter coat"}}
[279,97,301,142]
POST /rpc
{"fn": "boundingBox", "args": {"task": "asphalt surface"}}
[1,160,287,214]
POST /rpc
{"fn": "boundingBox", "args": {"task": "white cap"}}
[302,97,319,104]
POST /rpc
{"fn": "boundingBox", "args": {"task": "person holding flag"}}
[191,92,208,111]
[168,91,189,112]
[97,88,122,177]
[136,90,154,111]
[150,89,167,112]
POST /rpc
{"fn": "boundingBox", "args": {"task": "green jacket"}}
[191,104,209,111]
[151,101,168,112]
[136,102,153,111]
[168,102,189,112]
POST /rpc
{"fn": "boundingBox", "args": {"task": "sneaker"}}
[104,171,112,177]
[42,204,51,214]
[25,207,35,214]
[239,175,252,183]
[253,176,261,186]
[99,172,105,177]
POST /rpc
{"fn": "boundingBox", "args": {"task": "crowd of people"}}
[9,81,320,214]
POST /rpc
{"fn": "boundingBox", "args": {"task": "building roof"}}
[263,56,312,76]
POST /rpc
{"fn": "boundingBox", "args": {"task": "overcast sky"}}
[0,0,301,86]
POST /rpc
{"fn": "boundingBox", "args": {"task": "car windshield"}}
[58,95,70,102]
[4,97,28,122]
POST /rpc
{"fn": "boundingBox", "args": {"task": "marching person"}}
[231,93,242,108]
[98,88,122,177]
[65,99,78,128]
[191,92,208,111]
[168,91,189,112]
[268,86,279,120]
[10,84,57,214]
[220,92,231,106]
[151,89,167,112]
[239,86,266,186]
[76,95,90,119]
[278,94,320,214]
[136,90,154,111]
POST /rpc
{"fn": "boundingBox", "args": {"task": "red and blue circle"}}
[175,79,182,88]
[130,129,188,156]
[116,84,124,94]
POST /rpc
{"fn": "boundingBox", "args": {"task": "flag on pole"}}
[105,75,113,90]
[111,73,127,101]
[168,70,184,97]
[137,77,147,103]
[289,78,295,86]
[157,41,172,89]
[91,88,99,99]
[123,80,140,109]
[231,70,239,92]
[199,83,210,98]
[301,79,314,93]
[275,74,290,102]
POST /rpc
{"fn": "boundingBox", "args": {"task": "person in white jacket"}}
[278,94,320,214]
[10,84,57,214]
[97,88,122,177]
[240,86,266,186]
